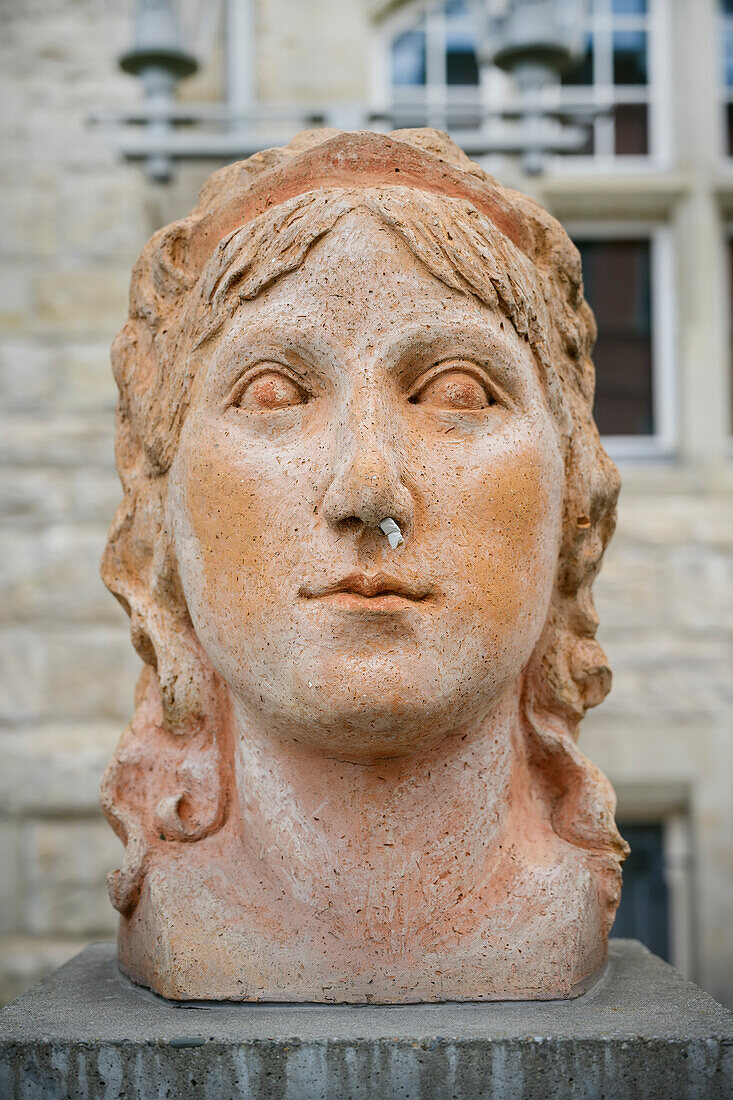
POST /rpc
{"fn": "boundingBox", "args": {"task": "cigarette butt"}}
[379,517,404,549]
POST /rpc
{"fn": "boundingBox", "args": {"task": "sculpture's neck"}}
[232,687,525,927]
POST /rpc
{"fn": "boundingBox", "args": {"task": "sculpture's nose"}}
[320,397,413,541]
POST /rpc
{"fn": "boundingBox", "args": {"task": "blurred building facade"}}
[1,0,732,1006]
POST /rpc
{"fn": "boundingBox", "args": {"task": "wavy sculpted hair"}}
[101,128,628,922]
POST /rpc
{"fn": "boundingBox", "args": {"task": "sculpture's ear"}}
[100,461,230,917]
[100,664,230,917]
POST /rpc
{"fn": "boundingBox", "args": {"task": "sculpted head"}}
[101,129,625,948]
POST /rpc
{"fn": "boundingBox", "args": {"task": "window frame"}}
[563,222,677,458]
[227,0,257,110]
[370,0,488,127]
[370,0,672,172]
[548,0,672,171]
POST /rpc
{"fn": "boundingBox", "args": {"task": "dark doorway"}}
[612,822,670,961]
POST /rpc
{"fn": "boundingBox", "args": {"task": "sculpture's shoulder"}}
[117,829,608,1003]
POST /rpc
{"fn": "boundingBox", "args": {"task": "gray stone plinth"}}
[0,940,731,1099]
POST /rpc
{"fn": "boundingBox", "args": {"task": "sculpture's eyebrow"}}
[375,317,531,396]
[208,321,336,388]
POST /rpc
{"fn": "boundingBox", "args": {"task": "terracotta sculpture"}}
[101,128,628,1002]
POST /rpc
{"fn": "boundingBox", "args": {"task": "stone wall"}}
[0,0,205,1003]
[585,492,733,1009]
[1,0,732,1010]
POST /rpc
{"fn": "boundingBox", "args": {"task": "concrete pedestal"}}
[0,939,731,1099]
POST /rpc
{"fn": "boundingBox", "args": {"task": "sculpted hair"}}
[101,128,627,920]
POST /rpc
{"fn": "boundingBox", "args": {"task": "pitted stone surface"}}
[0,940,731,1099]
[100,127,627,1003]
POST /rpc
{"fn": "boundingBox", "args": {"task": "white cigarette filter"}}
[378,517,405,549]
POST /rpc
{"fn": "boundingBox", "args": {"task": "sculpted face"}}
[168,211,565,760]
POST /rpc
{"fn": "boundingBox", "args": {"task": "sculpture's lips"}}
[300,572,430,608]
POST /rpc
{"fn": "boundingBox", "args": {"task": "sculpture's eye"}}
[234,369,307,411]
[410,367,496,411]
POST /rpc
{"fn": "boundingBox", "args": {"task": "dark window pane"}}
[612,824,670,962]
[445,0,479,85]
[446,48,479,85]
[392,30,426,86]
[613,29,648,84]
[722,1,733,16]
[615,102,648,154]
[613,0,648,12]
[576,239,654,436]
[562,34,593,85]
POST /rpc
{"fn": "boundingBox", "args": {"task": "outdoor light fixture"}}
[95,0,603,180]
[472,0,591,173]
[117,0,198,182]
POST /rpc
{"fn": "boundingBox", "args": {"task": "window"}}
[374,0,667,163]
[391,0,478,89]
[577,238,653,435]
[611,814,694,977]
[560,0,655,159]
[612,823,670,959]
[384,0,481,130]
[722,1,733,155]
[570,230,675,452]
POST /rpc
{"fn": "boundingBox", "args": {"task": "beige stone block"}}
[34,268,129,336]
[0,722,122,816]
[0,176,58,260]
[44,624,138,722]
[257,0,369,102]
[0,467,120,525]
[0,468,69,524]
[57,341,116,411]
[616,494,733,547]
[0,624,136,723]
[0,628,46,722]
[21,819,120,937]
[58,172,148,265]
[67,466,122,524]
[0,525,118,624]
[0,266,34,331]
[0,413,115,468]
[596,641,733,724]
[0,338,58,408]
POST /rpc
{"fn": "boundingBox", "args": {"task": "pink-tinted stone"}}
[101,128,627,1002]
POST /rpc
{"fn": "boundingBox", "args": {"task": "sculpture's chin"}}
[262,720,455,764]
[216,634,530,763]
[232,673,505,763]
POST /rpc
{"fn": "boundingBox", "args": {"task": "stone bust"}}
[101,128,627,1002]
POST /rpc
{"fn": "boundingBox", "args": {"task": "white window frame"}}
[563,222,677,458]
[227,0,256,110]
[370,0,488,127]
[663,813,696,981]
[370,0,672,171]
[547,0,672,172]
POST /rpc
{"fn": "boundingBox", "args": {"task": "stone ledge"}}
[0,940,732,1098]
